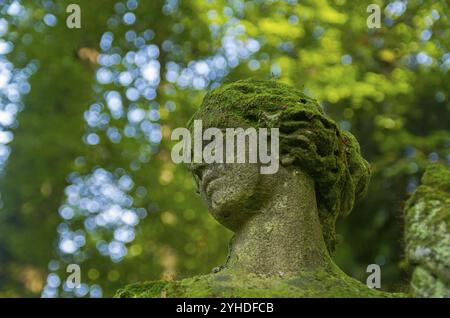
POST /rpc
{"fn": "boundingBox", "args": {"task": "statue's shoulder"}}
[114,274,228,298]
[114,274,225,298]
[116,270,403,298]
[115,280,176,298]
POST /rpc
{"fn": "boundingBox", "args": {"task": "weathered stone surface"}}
[405,163,450,297]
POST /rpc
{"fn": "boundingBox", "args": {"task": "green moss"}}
[404,164,450,297]
[116,268,405,298]
[188,78,371,252]
[115,281,170,298]
[410,267,449,298]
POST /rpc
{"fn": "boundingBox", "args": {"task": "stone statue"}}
[116,79,449,298]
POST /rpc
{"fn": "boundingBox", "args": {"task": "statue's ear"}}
[280,154,295,166]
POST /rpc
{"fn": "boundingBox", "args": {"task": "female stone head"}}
[188,79,370,252]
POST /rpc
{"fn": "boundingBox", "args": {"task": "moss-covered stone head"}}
[189,78,370,252]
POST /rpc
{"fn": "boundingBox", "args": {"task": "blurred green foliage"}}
[0,0,448,297]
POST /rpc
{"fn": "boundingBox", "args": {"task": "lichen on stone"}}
[188,78,371,252]
[404,163,450,297]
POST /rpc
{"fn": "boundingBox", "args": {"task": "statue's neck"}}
[224,169,334,275]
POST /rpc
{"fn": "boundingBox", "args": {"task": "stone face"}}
[404,164,450,297]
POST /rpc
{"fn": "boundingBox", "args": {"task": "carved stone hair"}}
[190,78,371,252]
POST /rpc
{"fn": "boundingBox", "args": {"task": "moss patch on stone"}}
[115,83,449,299]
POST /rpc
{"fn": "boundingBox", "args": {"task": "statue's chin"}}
[209,196,233,223]
[208,197,254,231]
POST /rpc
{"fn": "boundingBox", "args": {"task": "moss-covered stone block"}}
[405,164,450,297]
